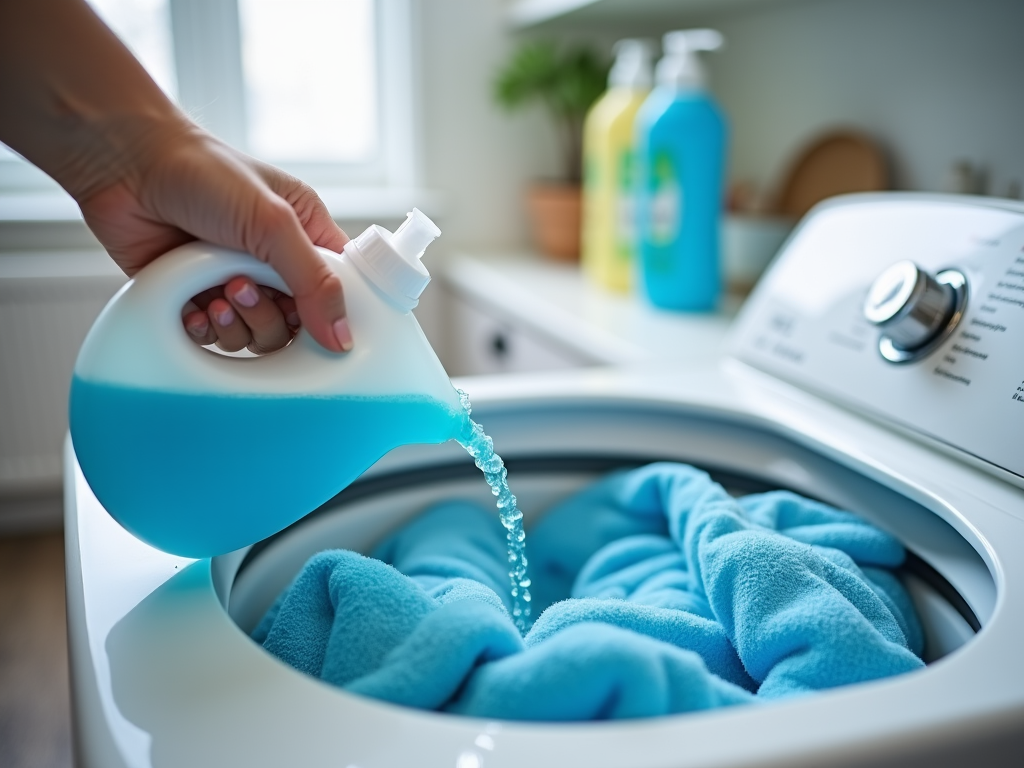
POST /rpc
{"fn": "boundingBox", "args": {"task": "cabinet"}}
[446,293,591,375]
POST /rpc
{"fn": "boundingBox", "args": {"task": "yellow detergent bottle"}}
[581,39,655,292]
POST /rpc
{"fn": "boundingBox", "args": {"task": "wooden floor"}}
[0,533,74,768]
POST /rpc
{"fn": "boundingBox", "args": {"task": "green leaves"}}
[493,40,609,181]
[494,40,608,120]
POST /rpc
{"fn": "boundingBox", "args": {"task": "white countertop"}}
[440,252,740,367]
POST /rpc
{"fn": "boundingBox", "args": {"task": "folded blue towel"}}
[253,463,924,720]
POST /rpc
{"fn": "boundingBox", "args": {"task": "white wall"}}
[410,0,567,361]
[690,0,1023,197]
[416,0,562,251]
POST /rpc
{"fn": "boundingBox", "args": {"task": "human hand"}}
[77,123,354,354]
[0,1,351,353]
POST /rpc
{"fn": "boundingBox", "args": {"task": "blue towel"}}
[253,463,924,720]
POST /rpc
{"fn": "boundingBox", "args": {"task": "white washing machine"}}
[65,194,1024,767]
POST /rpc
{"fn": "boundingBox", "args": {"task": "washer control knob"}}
[864,261,957,350]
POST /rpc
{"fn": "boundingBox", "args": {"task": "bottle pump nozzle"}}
[608,39,655,89]
[656,29,724,90]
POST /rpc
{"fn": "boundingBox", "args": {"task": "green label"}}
[649,151,681,250]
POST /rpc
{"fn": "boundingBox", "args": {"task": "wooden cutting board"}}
[773,130,888,218]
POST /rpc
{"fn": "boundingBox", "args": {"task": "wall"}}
[416,0,561,252]
[410,0,565,360]
[703,0,1024,198]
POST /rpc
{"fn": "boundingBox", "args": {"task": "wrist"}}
[57,108,200,203]
[0,0,200,203]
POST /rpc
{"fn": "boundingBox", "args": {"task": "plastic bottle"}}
[581,39,654,293]
[634,29,727,311]
[69,209,462,558]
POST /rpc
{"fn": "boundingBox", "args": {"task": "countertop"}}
[440,251,740,367]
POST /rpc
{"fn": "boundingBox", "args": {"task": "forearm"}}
[0,0,191,200]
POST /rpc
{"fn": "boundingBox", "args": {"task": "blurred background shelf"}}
[504,0,1023,206]
[508,0,779,28]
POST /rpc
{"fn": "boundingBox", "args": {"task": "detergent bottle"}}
[69,209,463,558]
[635,29,727,311]
[580,38,654,292]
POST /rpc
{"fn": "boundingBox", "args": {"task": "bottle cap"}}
[344,208,441,311]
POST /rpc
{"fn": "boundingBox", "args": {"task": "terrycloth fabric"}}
[253,463,924,720]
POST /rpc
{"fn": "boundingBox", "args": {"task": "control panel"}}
[730,194,1024,484]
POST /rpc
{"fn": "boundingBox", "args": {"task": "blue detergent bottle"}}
[635,29,727,311]
[70,209,463,558]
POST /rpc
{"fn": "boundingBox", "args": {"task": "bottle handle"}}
[76,241,343,391]
[150,239,287,313]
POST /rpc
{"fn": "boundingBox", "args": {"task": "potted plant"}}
[494,40,608,261]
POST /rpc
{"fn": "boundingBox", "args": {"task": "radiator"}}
[0,250,126,525]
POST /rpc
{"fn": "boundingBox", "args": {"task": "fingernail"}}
[286,311,300,327]
[214,306,235,326]
[333,317,354,351]
[186,317,209,337]
[232,282,260,308]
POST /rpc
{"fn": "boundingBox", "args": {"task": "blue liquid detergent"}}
[70,378,533,631]
[455,389,532,633]
[69,376,464,558]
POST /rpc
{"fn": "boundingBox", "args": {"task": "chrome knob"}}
[864,261,967,363]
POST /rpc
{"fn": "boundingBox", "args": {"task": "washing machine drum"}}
[135,395,1010,768]
[230,401,980,663]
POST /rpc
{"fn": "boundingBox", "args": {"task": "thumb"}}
[245,195,352,353]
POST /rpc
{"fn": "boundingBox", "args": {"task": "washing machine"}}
[65,194,1024,767]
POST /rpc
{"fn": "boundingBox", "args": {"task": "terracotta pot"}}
[526,183,581,262]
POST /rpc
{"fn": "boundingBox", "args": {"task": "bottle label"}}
[616,149,635,260]
[650,151,681,247]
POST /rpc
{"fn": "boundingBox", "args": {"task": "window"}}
[90,0,178,96]
[0,0,418,201]
[240,0,377,164]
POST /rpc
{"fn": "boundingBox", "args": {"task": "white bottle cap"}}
[343,208,441,311]
[608,39,655,90]
[656,29,724,90]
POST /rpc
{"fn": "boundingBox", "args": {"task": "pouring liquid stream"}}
[455,389,532,633]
